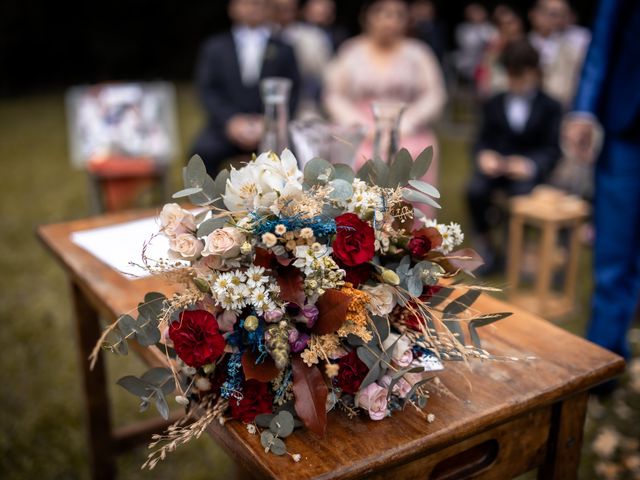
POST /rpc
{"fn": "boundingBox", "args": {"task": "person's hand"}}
[504,155,536,181]
[226,115,263,150]
[477,150,504,177]
[562,116,601,164]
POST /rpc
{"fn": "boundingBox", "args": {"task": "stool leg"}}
[563,222,582,310]
[72,282,116,480]
[536,222,557,306]
[507,214,524,294]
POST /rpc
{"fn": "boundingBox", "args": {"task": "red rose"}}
[169,310,226,368]
[407,227,442,258]
[404,286,443,330]
[334,350,369,395]
[333,213,375,267]
[229,379,274,422]
[338,261,372,287]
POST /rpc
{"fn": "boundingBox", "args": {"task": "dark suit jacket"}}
[473,90,563,181]
[574,0,640,137]
[192,32,300,169]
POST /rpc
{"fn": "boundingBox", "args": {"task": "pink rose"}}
[379,374,412,398]
[159,203,196,237]
[169,233,203,260]
[193,255,225,275]
[202,227,245,259]
[382,333,414,368]
[355,382,388,420]
[217,310,238,332]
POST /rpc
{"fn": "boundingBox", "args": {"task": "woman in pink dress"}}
[323,0,447,190]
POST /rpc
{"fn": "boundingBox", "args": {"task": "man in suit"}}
[466,39,563,272]
[192,0,300,173]
[565,0,640,362]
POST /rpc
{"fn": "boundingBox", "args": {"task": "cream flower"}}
[159,203,196,236]
[262,232,278,248]
[202,227,245,259]
[169,233,203,260]
[355,382,388,420]
[362,284,396,316]
[382,333,414,367]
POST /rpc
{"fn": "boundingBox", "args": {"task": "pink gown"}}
[324,37,447,198]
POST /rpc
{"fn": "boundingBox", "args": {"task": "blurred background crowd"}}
[1,0,640,479]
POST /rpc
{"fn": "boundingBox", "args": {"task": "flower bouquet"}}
[93,147,511,468]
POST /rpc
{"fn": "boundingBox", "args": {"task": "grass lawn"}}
[0,85,637,479]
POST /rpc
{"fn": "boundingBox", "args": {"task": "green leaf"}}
[333,163,355,183]
[387,366,424,399]
[185,155,208,188]
[328,179,353,201]
[109,330,128,355]
[402,188,441,209]
[142,292,166,319]
[117,314,137,337]
[443,290,482,317]
[269,438,287,456]
[357,346,381,369]
[212,169,230,209]
[141,367,173,388]
[407,275,423,297]
[189,175,218,206]
[269,411,295,438]
[410,146,433,179]
[388,148,413,187]
[371,315,390,343]
[255,413,275,428]
[117,376,150,397]
[357,158,389,186]
[153,388,170,420]
[426,287,453,307]
[260,431,274,449]
[404,377,434,405]
[197,216,228,237]
[407,179,440,199]
[359,362,382,390]
[172,187,203,199]
[304,158,334,186]
[468,312,512,348]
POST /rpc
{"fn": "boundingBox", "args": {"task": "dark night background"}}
[0,0,597,96]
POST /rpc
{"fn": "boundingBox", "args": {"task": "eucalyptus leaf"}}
[402,188,442,209]
[333,163,355,183]
[269,411,295,438]
[407,179,440,199]
[117,314,137,337]
[134,319,161,347]
[426,287,453,308]
[304,158,334,186]
[117,376,151,397]
[443,290,482,317]
[269,438,287,456]
[359,362,382,390]
[142,292,166,319]
[141,367,173,388]
[189,175,218,206]
[371,315,390,343]
[357,346,381,369]
[172,187,203,199]
[407,275,424,297]
[111,332,128,356]
[405,377,434,405]
[346,334,365,347]
[197,216,228,237]
[154,388,170,420]
[410,146,433,179]
[185,155,208,188]
[328,178,353,201]
[386,366,424,399]
[388,148,413,187]
[260,431,275,449]
[255,413,275,428]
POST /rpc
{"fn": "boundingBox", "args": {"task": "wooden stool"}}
[507,186,591,319]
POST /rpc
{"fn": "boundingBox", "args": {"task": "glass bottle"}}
[371,101,406,163]
[260,77,292,154]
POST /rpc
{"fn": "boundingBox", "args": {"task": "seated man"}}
[192,0,300,174]
[466,39,562,272]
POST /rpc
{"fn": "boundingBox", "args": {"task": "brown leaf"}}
[275,265,306,307]
[292,356,328,437]
[254,247,276,269]
[241,350,280,382]
[312,289,352,335]
[390,200,415,232]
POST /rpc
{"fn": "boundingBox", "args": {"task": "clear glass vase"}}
[371,101,406,163]
[260,77,292,154]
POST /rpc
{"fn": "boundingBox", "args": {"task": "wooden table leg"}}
[563,222,582,309]
[72,281,116,480]
[507,214,524,294]
[536,222,557,306]
[538,392,588,480]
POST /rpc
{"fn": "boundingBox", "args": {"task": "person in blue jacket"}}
[566,0,640,362]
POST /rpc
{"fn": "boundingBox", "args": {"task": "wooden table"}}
[38,210,624,480]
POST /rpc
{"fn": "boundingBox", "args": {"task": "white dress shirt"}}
[505,94,533,133]
[232,26,271,86]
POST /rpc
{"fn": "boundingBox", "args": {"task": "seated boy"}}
[466,39,563,272]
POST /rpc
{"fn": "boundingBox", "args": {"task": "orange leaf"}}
[292,356,328,437]
[241,350,280,382]
[312,289,352,335]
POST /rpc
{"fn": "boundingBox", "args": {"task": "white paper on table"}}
[71,216,171,279]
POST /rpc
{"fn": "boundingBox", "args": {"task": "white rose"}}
[202,227,245,259]
[169,233,203,260]
[159,203,196,237]
[363,284,396,316]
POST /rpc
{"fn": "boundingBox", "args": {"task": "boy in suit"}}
[466,39,563,272]
[192,0,300,173]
